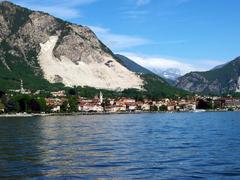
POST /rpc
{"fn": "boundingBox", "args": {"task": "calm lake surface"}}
[0,112,240,179]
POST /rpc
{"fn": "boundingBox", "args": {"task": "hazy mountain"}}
[176,57,240,94]
[150,68,181,81]
[115,54,154,75]
[115,54,181,83]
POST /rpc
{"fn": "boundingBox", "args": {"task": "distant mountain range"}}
[116,54,240,95]
[116,55,180,87]
[150,68,181,81]
[176,57,240,94]
[115,54,154,75]
[116,54,181,81]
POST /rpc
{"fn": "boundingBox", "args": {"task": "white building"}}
[51,106,61,112]
[20,80,31,94]
[141,104,150,111]
[78,103,103,112]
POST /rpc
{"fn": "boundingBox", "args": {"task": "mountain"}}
[176,57,240,94]
[115,54,154,75]
[115,54,181,84]
[150,68,181,81]
[211,63,227,70]
[0,1,187,98]
[0,1,143,90]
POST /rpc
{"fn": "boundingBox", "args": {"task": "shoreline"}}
[0,111,153,117]
[0,110,239,118]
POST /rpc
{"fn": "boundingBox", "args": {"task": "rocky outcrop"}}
[0,1,143,90]
[176,57,240,94]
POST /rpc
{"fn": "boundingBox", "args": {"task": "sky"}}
[9,0,240,74]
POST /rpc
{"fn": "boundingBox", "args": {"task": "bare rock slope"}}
[0,1,143,90]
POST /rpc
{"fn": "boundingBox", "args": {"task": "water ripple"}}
[0,112,240,179]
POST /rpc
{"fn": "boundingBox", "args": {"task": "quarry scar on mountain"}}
[38,36,143,90]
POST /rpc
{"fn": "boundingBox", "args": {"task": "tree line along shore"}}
[0,87,240,115]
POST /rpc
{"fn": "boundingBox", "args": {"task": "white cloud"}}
[12,0,98,19]
[89,26,150,50]
[89,26,185,51]
[118,52,205,75]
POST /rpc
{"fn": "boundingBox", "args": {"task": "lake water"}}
[0,112,240,179]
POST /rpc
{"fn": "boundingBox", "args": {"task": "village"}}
[44,90,240,113]
[0,81,240,114]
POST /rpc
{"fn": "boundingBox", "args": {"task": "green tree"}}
[68,87,77,96]
[150,105,159,112]
[15,95,31,113]
[5,99,19,113]
[0,90,5,98]
[60,101,69,112]
[69,97,78,112]
[28,99,41,113]
[159,105,167,111]
[122,88,144,101]
[0,102,5,113]
[36,97,46,112]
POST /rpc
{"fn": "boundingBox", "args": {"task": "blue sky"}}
[10,0,240,74]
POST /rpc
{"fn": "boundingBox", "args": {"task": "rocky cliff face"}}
[0,1,143,90]
[176,57,240,94]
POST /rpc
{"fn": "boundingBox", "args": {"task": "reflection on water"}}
[0,112,240,179]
